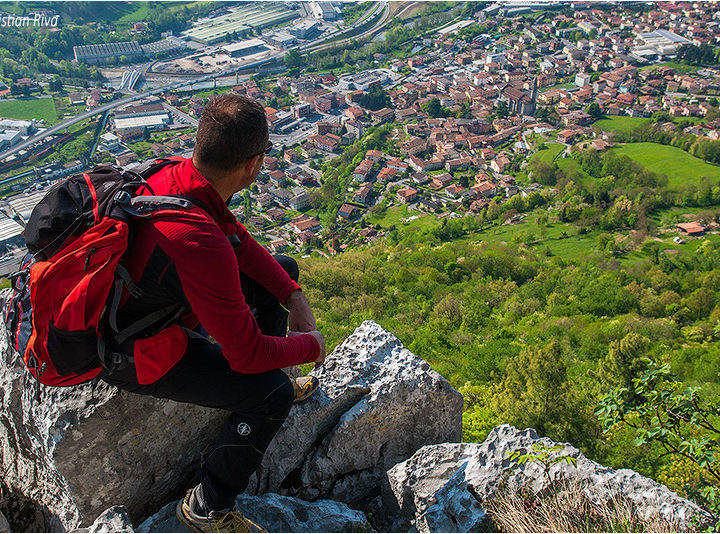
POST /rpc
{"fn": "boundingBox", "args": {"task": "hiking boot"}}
[176,485,266,533]
[293,375,319,403]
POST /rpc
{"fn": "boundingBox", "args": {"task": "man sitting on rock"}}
[102,94,325,533]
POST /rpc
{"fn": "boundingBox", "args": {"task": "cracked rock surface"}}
[0,289,226,531]
[137,493,369,533]
[250,320,463,512]
[85,506,134,533]
[385,425,709,532]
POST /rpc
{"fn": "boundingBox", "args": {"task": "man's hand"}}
[288,329,326,366]
[286,290,316,332]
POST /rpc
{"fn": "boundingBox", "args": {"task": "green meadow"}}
[610,143,720,187]
[0,97,58,124]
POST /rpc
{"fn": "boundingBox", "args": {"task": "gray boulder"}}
[415,462,487,533]
[136,493,369,533]
[0,290,226,531]
[0,509,10,533]
[385,424,709,532]
[86,506,134,533]
[250,320,463,511]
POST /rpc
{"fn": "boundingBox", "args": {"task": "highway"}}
[0,57,277,163]
[301,2,390,53]
[0,2,404,165]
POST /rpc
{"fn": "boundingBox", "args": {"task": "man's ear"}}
[244,154,261,173]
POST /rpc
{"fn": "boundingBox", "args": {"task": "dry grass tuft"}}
[483,479,682,533]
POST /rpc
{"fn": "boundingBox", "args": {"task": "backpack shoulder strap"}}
[134,157,184,180]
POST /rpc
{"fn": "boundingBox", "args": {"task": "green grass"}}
[531,143,564,164]
[540,82,575,93]
[116,4,150,25]
[470,212,602,261]
[528,143,594,186]
[638,61,699,74]
[0,97,57,124]
[594,116,653,135]
[595,115,708,135]
[610,143,720,188]
[366,203,436,231]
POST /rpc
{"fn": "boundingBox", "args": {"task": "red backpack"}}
[4,159,199,387]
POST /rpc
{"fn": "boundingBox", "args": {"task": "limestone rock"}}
[251,320,463,511]
[0,289,226,531]
[135,502,188,533]
[136,494,369,533]
[86,506,134,533]
[386,424,709,532]
[415,462,487,533]
[0,509,10,533]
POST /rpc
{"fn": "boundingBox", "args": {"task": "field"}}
[116,4,150,25]
[594,115,707,135]
[610,142,720,187]
[638,61,700,74]
[594,116,653,134]
[0,97,58,124]
[365,202,436,231]
[527,143,594,186]
[531,142,564,164]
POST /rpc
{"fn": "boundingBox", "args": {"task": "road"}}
[302,2,390,53]
[162,102,199,128]
[0,57,278,163]
[2,2,406,165]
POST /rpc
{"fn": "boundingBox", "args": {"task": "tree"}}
[532,161,560,186]
[492,340,586,446]
[597,361,720,526]
[596,333,650,396]
[420,97,448,118]
[585,102,602,119]
[495,100,509,119]
[284,49,305,69]
[358,86,390,111]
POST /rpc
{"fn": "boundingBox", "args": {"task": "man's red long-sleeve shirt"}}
[123,157,320,376]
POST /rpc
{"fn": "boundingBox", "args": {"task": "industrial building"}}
[338,70,390,91]
[7,189,49,222]
[309,2,339,21]
[182,4,296,45]
[222,39,267,58]
[0,119,35,136]
[633,30,690,60]
[141,36,188,57]
[0,214,24,249]
[73,41,144,65]
[264,32,297,49]
[113,102,170,133]
[289,20,320,40]
[0,131,22,149]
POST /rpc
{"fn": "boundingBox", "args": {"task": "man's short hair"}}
[194,94,268,172]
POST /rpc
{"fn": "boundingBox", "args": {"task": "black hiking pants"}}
[103,255,299,511]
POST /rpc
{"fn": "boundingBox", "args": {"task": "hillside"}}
[298,217,720,511]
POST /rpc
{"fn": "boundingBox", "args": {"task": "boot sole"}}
[175,496,205,533]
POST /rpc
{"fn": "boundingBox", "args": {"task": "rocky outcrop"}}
[86,506,134,533]
[2,297,708,533]
[0,312,460,532]
[0,292,227,531]
[0,510,10,533]
[384,425,709,532]
[136,493,369,533]
[250,320,463,511]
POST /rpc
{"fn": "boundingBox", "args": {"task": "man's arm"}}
[156,218,320,373]
[286,290,316,332]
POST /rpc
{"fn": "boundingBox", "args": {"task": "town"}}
[0,1,718,272]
